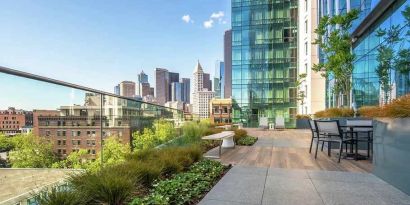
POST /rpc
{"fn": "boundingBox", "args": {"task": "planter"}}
[373,118,410,195]
[296,119,310,129]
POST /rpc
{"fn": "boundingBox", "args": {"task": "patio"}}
[200,129,410,205]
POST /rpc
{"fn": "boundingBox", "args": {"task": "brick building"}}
[0,107,26,136]
[209,98,232,125]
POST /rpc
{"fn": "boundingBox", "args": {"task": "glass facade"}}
[352,0,410,107]
[319,0,410,108]
[231,0,298,128]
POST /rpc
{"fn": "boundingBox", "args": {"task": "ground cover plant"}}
[233,129,258,146]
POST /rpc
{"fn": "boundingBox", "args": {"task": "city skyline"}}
[0,0,231,93]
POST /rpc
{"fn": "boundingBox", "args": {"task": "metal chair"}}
[346,119,373,158]
[314,120,353,163]
[308,119,324,153]
[275,117,285,130]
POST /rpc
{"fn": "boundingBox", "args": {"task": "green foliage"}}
[52,149,89,169]
[34,186,84,205]
[233,129,247,143]
[314,108,354,118]
[133,120,177,150]
[0,134,14,152]
[79,136,131,172]
[313,9,359,107]
[237,136,258,146]
[179,121,209,144]
[8,134,57,168]
[133,160,226,205]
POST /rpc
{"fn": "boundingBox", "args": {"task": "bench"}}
[202,131,235,158]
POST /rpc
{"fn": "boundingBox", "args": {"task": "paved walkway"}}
[200,129,410,205]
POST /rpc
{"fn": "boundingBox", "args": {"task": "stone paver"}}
[200,129,410,205]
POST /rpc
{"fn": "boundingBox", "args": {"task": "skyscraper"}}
[136,70,149,97]
[155,68,170,105]
[181,78,191,103]
[171,82,183,102]
[214,61,225,99]
[168,72,180,101]
[119,81,136,98]
[203,73,212,91]
[193,61,215,119]
[114,85,120,95]
[232,0,298,127]
[224,30,232,98]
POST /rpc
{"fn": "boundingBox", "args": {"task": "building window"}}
[305,0,308,12]
[305,20,308,33]
[305,42,308,55]
[305,63,308,74]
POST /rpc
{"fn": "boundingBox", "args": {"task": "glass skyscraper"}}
[319,0,410,107]
[231,0,298,128]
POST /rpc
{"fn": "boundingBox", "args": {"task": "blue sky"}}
[0,0,231,97]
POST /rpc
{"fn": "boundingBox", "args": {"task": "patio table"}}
[202,131,235,158]
[340,125,373,160]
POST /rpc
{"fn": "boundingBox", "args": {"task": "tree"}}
[0,133,14,152]
[296,73,307,114]
[52,149,89,169]
[88,136,130,172]
[313,9,359,107]
[8,134,57,168]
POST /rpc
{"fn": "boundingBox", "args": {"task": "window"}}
[305,0,308,12]
[305,63,308,74]
[305,42,308,55]
[62,140,66,145]
[305,20,308,33]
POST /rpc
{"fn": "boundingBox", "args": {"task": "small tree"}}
[296,73,307,114]
[313,9,359,107]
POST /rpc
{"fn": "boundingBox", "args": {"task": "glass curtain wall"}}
[0,68,183,164]
[231,0,298,128]
[352,0,410,107]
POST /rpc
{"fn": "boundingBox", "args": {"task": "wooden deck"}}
[208,129,372,173]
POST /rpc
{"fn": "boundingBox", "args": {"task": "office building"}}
[114,85,120,95]
[119,81,136,98]
[192,61,215,119]
[155,68,170,105]
[231,0,298,127]
[136,70,150,97]
[224,30,232,98]
[171,82,184,102]
[319,0,410,108]
[181,78,191,103]
[214,61,225,99]
[203,73,212,91]
[297,0,326,114]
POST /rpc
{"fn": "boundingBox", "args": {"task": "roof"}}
[194,60,203,73]
[0,168,81,204]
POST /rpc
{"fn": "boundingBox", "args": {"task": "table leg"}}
[355,132,358,161]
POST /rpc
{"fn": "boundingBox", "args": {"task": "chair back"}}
[275,117,285,128]
[346,120,373,132]
[308,120,316,131]
[315,120,341,136]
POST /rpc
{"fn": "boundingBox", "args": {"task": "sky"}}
[0,0,231,99]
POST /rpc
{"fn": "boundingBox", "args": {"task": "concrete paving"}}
[200,129,410,205]
[200,166,410,205]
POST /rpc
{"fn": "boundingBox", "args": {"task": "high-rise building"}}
[297,0,326,115]
[192,61,215,119]
[214,61,225,99]
[119,81,136,98]
[224,30,232,98]
[136,70,149,97]
[171,82,184,102]
[181,78,191,103]
[231,0,298,127]
[203,73,212,91]
[155,68,170,105]
[114,85,120,95]
[168,72,180,101]
[319,0,410,108]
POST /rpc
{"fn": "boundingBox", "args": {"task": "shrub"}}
[133,120,177,151]
[180,121,208,144]
[34,186,85,205]
[357,95,410,118]
[237,136,258,146]
[133,160,226,205]
[234,129,247,143]
[314,107,354,118]
[358,106,384,118]
[296,114,312,119]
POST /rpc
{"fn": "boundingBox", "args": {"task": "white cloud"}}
[210,11,224,19]
[203,11,226,28]
[182,15,193,23]
[203,19,214,28]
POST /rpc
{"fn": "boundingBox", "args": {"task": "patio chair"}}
[314,120,353,163]
[259,117,269,130]
[308,120,324,153]
[346,119,373,158]
[275,117,285,130]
